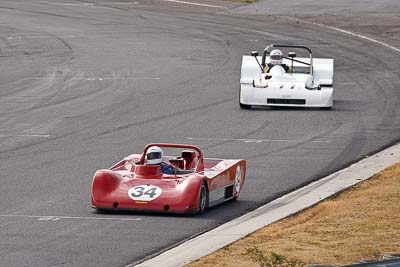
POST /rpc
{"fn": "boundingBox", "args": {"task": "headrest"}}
[170,158,184,163]
[181,150,196,159]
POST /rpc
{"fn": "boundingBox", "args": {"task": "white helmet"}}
[270,49,283,65]
[146,146,163,165]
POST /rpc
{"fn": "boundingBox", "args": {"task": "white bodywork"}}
[240,56,334,108]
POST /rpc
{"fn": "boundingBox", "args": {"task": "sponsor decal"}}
[135,201,148,204]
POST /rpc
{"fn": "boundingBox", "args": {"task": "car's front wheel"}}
[198,182,208,213]
[239,88,251,109]
[239,102,251,109]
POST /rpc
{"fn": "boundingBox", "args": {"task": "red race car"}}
[91,143,246,214]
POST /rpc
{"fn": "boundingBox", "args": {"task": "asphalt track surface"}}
[0,0,399,266]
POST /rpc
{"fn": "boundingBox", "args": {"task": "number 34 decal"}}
[128,185,162,201]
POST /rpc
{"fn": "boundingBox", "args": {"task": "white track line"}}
[0,134,50,138]
[44,2,94,6]
[280,16,400,54]
[5,36,75,39]
[187,137,331,143]
[44,2,139,6]
[164,0,228,9]
[34,77,160,81]
[0,214,141,221]
[14,134,50,137]
[70,77,161,80]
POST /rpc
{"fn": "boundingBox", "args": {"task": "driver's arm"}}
[161,162,176,175]
[282,64,291,73]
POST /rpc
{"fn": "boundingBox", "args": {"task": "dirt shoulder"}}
[187,162,400,266]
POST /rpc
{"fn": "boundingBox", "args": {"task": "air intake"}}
[267,99,306,105]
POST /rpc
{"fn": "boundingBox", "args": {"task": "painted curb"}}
[132,142,400,267]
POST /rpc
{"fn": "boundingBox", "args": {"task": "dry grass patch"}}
[187,162,400,267]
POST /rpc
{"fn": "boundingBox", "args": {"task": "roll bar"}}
[261,44,314,76]
[139,143,204,172]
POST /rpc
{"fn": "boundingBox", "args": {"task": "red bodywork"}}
[91,143,246,213]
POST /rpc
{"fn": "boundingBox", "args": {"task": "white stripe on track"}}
[280,16,400,54]
[35,77,160,81]
[0,134,50,138]
[164,0,228,9]
[0,214,142,221]
[187,137,331,143]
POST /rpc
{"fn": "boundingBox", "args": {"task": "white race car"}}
[239,44,334,109]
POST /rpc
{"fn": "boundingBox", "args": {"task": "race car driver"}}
[263,49,290,73]
[145,146,175,175]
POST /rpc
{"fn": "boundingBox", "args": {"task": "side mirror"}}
[288,52,296,58]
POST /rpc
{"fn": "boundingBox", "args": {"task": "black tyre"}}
[239,102,251,109]
[233,165,242,201]
[198,182,208,213]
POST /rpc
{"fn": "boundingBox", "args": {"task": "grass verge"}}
[187,162,400,266]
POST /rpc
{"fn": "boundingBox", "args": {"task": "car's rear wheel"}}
[198,182,208,213]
